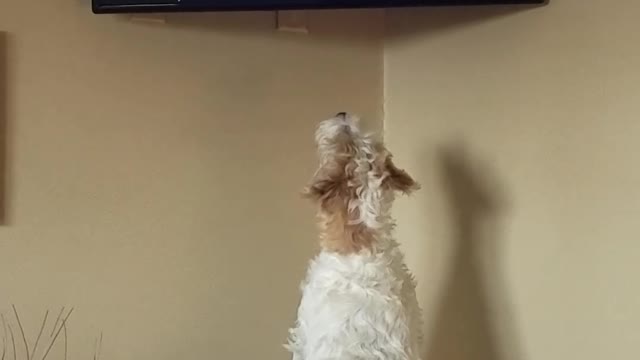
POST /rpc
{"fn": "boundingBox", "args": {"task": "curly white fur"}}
[287,114,423,360]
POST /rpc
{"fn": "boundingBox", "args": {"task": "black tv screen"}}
[93,0,545,13]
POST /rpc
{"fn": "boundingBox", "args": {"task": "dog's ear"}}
[383,155,420,195]
[303,172,343,202]
[302,162,349,207]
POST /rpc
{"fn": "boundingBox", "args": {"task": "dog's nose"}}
[336,112,347,119]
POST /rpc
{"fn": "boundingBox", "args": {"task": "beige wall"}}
[0,2,383,360]
[385,1,640,360]
[2,1,638,360]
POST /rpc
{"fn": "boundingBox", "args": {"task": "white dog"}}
[287,113,423,360]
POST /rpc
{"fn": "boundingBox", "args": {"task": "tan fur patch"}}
[303,134,377,254]
[303,162,376,254]
[319,194,375,254]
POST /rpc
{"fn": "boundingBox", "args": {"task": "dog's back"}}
[288,245,422,360]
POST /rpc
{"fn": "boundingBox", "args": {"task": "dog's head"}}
[303,113,419,253]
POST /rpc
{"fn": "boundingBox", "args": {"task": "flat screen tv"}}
[93,0,545,13]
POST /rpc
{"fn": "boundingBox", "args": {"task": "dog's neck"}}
[317,186,397,255]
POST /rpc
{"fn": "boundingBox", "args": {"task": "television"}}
[92,0,545,14]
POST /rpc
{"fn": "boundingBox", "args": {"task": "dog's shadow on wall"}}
[424,144,523,360]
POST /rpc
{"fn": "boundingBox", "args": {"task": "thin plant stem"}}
[0,315,6,360]
[62,324,67,360]
[7,324,15,360]
[11,305,29,360]
[30,310,49,359]
[50,308,65,337]
[0,316,15,360]
[40,308,73,360]
[96,332,103,360]
[0,315,7,345]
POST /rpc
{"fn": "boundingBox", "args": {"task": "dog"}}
[286,113,423,360]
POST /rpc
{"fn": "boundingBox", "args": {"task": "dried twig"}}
[1,316,14,360]
[62,324,67,360]
[7,324,15,360]
[11,306,29,360]
[40,308,73,360]
[1,323,4,360]
[30,310,49,359]
[1,307,101,360]
[92,337,97,360]
[0,315,7,346]
[50,308,65,337]
[95,332,103,360]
